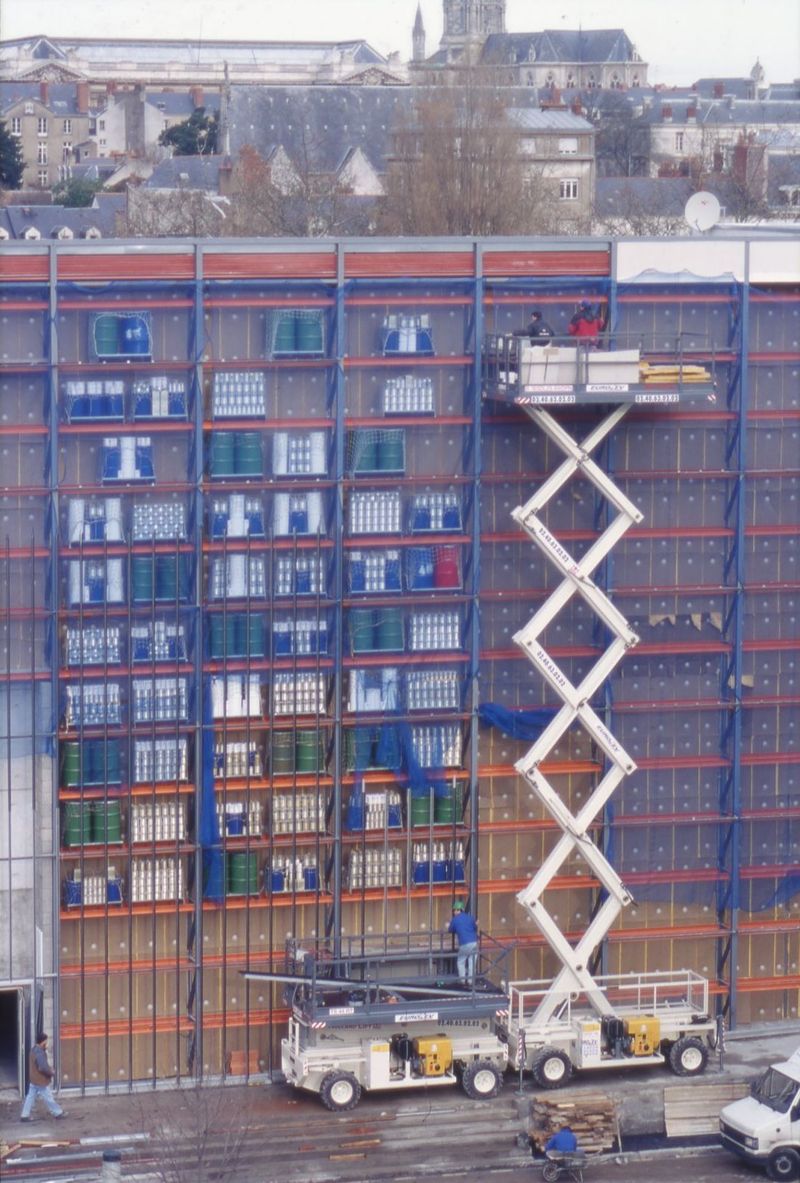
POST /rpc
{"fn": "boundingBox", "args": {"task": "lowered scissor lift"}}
[247,933,511,1109]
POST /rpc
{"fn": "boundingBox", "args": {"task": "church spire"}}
[413,4,426,63]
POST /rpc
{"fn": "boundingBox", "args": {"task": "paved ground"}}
[2,1021,798,1182]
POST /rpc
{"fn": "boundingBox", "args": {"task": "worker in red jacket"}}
[568,299,604,344]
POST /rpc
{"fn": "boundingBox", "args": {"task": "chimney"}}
[713,82,724,98]
[661,104,672,121]
[40,81,49,104]
[571,96,583,115]
[190,85,204,109]
[687,105,697,121]
[77,81,89,113]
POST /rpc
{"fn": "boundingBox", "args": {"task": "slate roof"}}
[228,85,415,174]
[0,80,86,115]
[0,197,123,238]
[509,108,594,132]
[145,92,220,118]
[481,29,641,67]
[595,176,695,217]
[144,155,230,191]
[640,99,800,126]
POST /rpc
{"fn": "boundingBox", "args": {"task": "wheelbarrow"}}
[541,1149,589,1182]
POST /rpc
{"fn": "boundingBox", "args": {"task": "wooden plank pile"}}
[664,1080,749,1137]
[639,361,712,384]
[528,1092,619,1153]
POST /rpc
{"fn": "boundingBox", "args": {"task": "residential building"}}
[0,80,90,189]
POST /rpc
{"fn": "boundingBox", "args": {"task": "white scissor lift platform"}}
[484,344,720,1088]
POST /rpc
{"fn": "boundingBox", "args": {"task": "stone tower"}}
[441,0,505,48]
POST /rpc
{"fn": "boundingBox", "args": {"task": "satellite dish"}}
[685,191,721,233]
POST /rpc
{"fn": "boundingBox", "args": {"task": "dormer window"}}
[23,226,41,240]
[24,103,34,115]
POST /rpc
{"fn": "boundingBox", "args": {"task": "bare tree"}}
[380,73,560,236]
[123,185,227,237]
[136,1082,255,1183]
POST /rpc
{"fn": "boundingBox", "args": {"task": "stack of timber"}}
[529,1092,619,1153]
[664,1080,749,1137]
[639,361,712,384]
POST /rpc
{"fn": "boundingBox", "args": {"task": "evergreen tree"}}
[51,177,103,207]
[159,109,218,156]
[0,119,24,189]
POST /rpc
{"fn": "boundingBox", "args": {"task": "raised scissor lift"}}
[483,341,719,1070]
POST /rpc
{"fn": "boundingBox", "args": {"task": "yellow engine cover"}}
[413,1035,453,1076]
[625,1015,661,1056]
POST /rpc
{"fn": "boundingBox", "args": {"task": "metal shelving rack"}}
[0,238,797,1094]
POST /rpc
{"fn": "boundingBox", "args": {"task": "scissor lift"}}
[485,338,720,1087]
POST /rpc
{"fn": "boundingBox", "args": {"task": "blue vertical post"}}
[48,242,61,1076]
[329,243,346,957]
[468,242,484,916]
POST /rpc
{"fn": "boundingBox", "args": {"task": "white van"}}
[720,1048,800,1180]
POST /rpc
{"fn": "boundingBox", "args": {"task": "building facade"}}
[0,233,797,1096]
[0,81,90,189]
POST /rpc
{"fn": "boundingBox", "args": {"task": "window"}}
[24,102,34,114]
[37,117,47,135]
[37,143,48,165]
[62,142,72,160]
[63,119,72,134]
[566,72,575,88]
[98,119,105,131]
[559,137,578,155]
[560,179,579,200]
[610,73,623,89]
[37,169,48,186]
[675,132,685,152]
[11,117,21,135]
[587,73,597,89]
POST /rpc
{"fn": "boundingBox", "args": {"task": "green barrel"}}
[243,614,264,657]
[296,313,323,354]
[274,314,297,354]
[350,730,373,771]
[350,609,375,654]
[210,432,235,477]
[131,556,154,603]
[61,741,82,787]
[235,432,263,477]
[434,783,463,825]
[271,732,295,776]
[224,615,240,662]
[227,851,260,896]
[63,802,91,847]
[92,799,122,843]
[410,793,434,827]
[94,314,120,358]
[296,730,324,774]
[92,740,120,785]
[375,607,403,653]
[353,433,379,472]
[209,614,226,658]
[378,430,405,473]
[155,554,186,602]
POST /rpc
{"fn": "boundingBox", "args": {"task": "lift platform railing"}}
[482,331,717,403]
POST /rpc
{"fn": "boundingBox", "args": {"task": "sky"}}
[1,0,798,87]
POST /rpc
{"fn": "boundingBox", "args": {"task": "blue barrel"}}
[409,548,434,590]
[349,556,366,592]
[303,865,318,891]
[268,868,285,893]
[122,315,150,356]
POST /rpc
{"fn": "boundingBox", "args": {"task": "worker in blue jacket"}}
[447,900,479,984]
[545,1123,578,1153]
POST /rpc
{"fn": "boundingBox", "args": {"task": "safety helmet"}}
[452,900,465,911]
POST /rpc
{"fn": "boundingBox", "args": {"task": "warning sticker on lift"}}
[394,1011,438,1023]
[327,1007,355,1016]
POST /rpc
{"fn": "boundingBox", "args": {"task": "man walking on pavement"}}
[20,1032,66,1121]
[448,899,479,984]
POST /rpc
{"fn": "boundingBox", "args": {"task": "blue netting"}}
[478,703,555,741]
[200,681,224,902]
